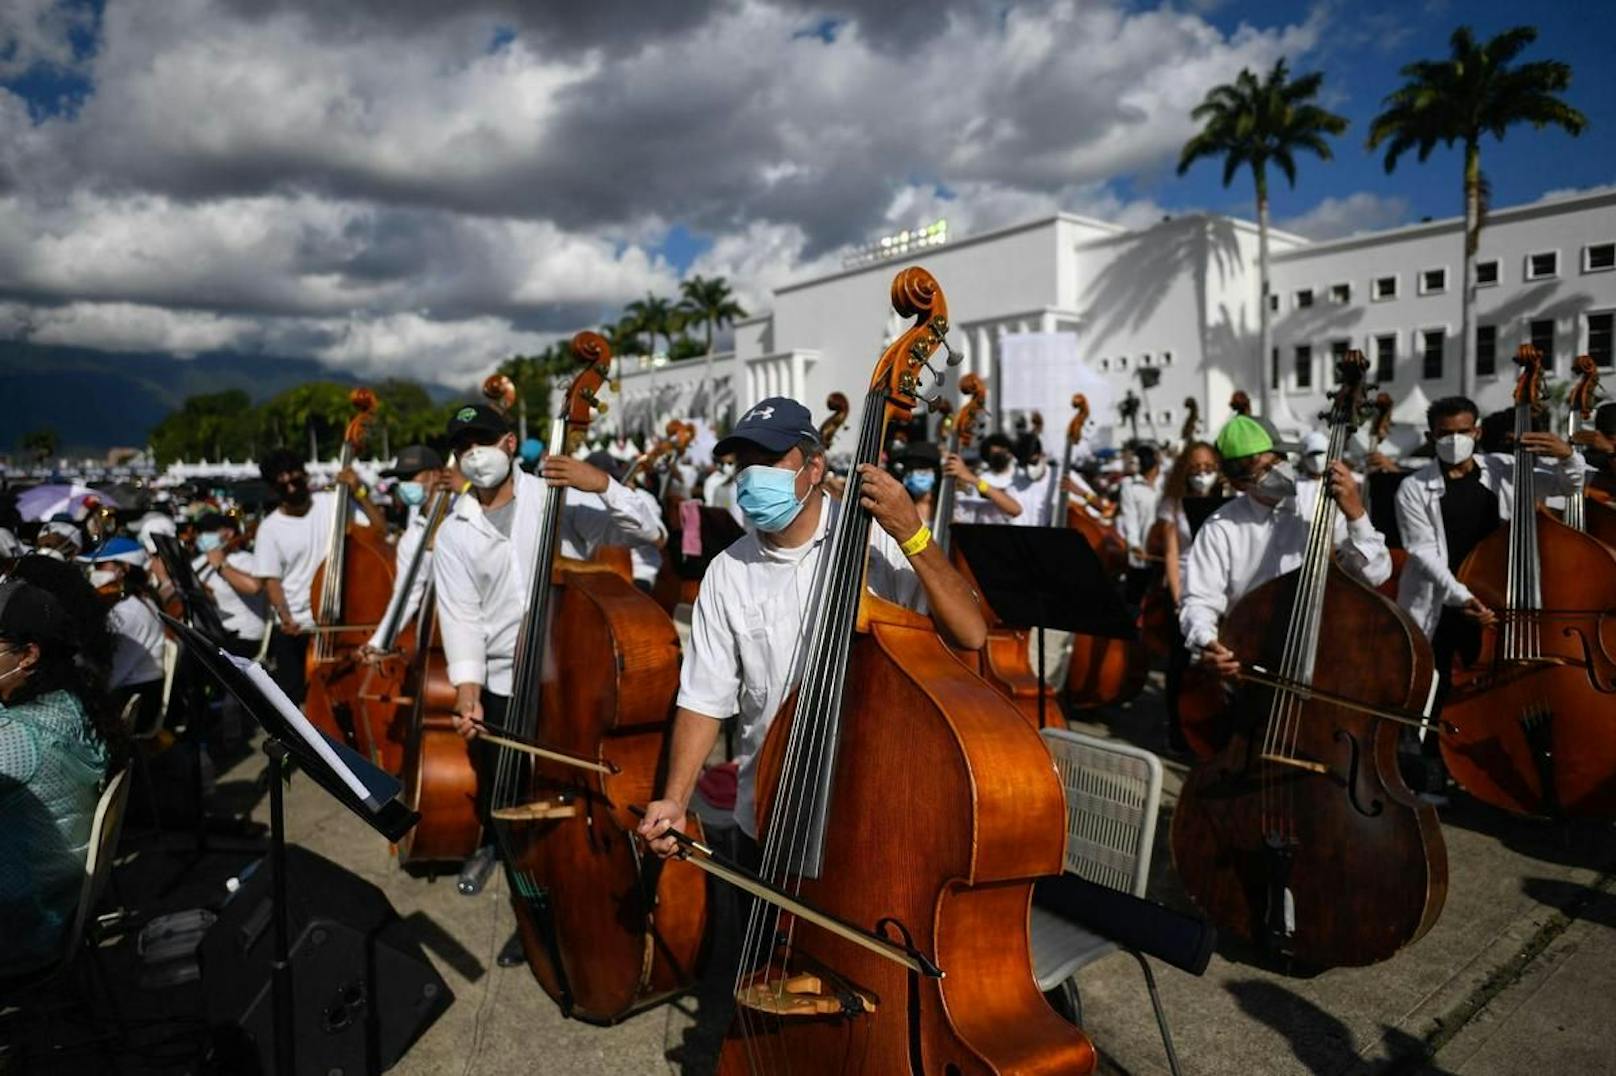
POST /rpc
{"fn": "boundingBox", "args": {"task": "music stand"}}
[952,524,1137,727]
[162,613,418,1076]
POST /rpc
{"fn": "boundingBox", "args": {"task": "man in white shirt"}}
[359,445,452,661]
[1117,444,1163,603]
[1183,415,1391,679]
[943,432,1023,524]
[82,538,167,734]
[253,447,386,705]
[193,513,268,657]
[590,451,668,594]
[636,396,987,864]
[431,403,662,898]
[1008,433,1060,526]
[702,458,743,526]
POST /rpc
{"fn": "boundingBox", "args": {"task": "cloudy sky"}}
[1,0,1610,384]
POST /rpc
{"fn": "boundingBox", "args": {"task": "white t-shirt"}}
[608,486,665,586]
[252,491,345,630]
[193,550,269,643]
[676,493,923,837]
[953,467,1019,524]
[108,595,165,689]
[1009,467,1059,526]
[1118,475,1163,568]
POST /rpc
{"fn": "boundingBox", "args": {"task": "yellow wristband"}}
[976,477,990,494]
[354,484,369,500]
[900,525,931,558]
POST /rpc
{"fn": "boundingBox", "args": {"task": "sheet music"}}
[225,651,379,808]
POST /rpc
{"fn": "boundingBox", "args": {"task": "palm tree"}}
[625,294,679,358]
[1368,25,1586,398]
[1178,60,1348,418]
[680,274,749,424]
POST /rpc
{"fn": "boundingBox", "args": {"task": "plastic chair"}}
[1030,728,1182,1076]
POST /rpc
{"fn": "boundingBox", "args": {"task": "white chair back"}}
[1040,728,1162,897]
[59,768,130,963]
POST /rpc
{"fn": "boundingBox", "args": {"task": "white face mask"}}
[460,444,513,490]
[1301,452,1327,477]
[1249,461,1297,503]
[1025,460,1048,482]
[1435,433,1476,466]
[89,568,119,590]
[1188,471,1218,495]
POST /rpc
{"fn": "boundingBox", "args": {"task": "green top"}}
[0,688,109,976]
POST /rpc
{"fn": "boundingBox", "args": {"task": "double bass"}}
[1441,345,1616,818]
[493,332,708,1022]
[1059,395,1148,709]
[1565,354,1616,548]
[819,391,851,452]
[931,371,984,548]
[305,389,397,751]
[1172,349,1447,968]
[714,266,1093,1072]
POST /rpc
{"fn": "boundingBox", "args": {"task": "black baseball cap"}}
[714,396,821,457]
[445,404,510,443]
[381,444,446,479]
[585,451,625,481]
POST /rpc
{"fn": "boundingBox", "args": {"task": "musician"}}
[34,521,83,563]
[1118,444,1163,602]
[1156,440,1223,748]
[893,441,942,521]
[593,451,668,594]
[636,396,987,862]
[703,456,743,525]
[1571,401,1614,477]
[253,448,384,705]
[1393,395,1585,660]
[81,538,166,735]
[359,445,450,662]
[943,432,1022,523]
[1008,433,1058,526]
[193,512,269,659]
[432,404,662,897]
[1184,415,1391,678]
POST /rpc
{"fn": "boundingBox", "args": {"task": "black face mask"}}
[279,477,311,507]
[987,451,1012,472]
[1586,449,1611,472]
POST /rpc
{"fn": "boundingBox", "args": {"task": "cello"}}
[494,332,708,1023]
[305,389,397,751]
[714,266,1093,1073]
[819,391,851,452]
[1172,349,1447,968]
[1060,395,1148,709]
[931,372,984,548]
[1565,354,1616,548]
[1440,345,1616,818]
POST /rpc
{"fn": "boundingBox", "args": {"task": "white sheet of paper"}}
[226,651,375,806]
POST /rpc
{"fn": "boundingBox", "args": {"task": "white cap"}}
[134,513,177,554]
[0,528,21,558]
[1301,430,1329,457]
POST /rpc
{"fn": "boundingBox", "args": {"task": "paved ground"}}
[6,660,1614,1074]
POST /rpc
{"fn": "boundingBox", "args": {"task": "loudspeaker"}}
[202,846,451,1075]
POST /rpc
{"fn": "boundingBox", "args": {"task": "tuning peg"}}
[942,338,964,367]
[923,393,948,413]
[595,400,609,414]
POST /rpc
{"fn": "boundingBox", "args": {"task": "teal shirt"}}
[0,689,109,975]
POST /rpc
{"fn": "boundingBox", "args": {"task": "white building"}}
[591,186,1616,450]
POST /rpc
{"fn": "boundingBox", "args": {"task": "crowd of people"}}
[1,375,1612,1003]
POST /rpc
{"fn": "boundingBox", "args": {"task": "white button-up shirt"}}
[193,550,269,644]
[1118,474,1162,567]
[1393,452,1585,639]
[676,493,922,837]
[1179,493,1391,651]
[432,470,662,693]
[366,507,433,652]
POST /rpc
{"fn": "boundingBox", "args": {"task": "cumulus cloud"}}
[0,0,1324,380]
[1278,191,1412,241]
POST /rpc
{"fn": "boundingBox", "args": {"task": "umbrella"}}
[15,483,122,522]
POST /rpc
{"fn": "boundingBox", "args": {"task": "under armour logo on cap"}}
[743,405,776,423]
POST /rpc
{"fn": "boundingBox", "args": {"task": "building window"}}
[1140,353,1152,367]
[1116,355,1129,371]
[1476,324,1497,378]
[1330,283,1351,304]
[1269,293,1279,312]
[1294,344,1313,390]
[1373,275,1398,301]
[1585,243,1615,273]
[1421,329,1445,380]
[1295,288,1314,309]
[1587,312,1612,369]
[1330,338,1350,380]
[1099,358,1110,371]
[1475,259,1499,287]
[1530,319,1555,369]
[1161,350,1173,366]
[1527,251,1559,280]
[1159,410,1174,425]
[1419,267,1447,294]
[1375,333,1396,383]
[1271,347,1279,389]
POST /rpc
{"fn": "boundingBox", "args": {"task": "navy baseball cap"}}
[714,397,822,457]
[445,403,510,443]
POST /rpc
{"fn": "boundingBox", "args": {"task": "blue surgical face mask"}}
[196,532,223,553]
[736,462,809,533]
[397,481,427,507]
[903,470,936,496]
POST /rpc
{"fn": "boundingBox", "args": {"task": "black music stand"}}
[162,613,417,1076]
[952,525,1137,727]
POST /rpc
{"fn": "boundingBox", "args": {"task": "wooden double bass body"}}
[498,333,708,1023]
[1172,352,1446,968]
[716,268,1093,1074]
[395,600,481,868]
[305,389,399,758]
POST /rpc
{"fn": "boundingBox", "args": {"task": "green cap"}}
[1215,414,1273,461]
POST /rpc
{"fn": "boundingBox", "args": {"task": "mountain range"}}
[0,341,460,457]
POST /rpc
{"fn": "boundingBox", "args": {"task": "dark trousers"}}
[265,630,309,707]
[471,691,510,848]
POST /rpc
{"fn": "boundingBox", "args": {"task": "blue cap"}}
[715,397,822,457]
[78,536,148,565]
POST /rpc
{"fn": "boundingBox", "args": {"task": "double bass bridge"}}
[736,969,875,1020]
[1519,704,1561,816]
